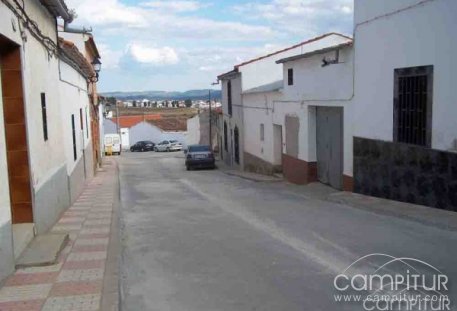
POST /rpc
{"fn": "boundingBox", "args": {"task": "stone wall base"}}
[354,137,457,211]
[244,152,280,175]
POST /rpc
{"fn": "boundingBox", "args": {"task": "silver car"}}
[154,140,183,152]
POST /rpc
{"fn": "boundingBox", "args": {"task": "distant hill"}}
[101,89,222,101]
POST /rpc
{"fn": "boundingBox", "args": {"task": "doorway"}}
[273,124,283,168]
[0,35,33,223]
[316,107,343,190]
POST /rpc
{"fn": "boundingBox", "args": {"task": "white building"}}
[0,0,73,280]
[0,0,100,281]
[218,33,353,174]
[352,0,457,210]
[58,38,95,203]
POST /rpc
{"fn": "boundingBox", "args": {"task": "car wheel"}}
[186,166,190,171]
[166,147,170,152]
[154,148,158,152]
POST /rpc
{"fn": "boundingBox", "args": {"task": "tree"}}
[106,97,117,106]
[185,99,192,108]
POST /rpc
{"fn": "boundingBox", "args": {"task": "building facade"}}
[352,0,457,210]
[0,0,100,281]
[274,41,354,189]
[218,33,353,187]
[60,31,102,171]
[58,38,95,204]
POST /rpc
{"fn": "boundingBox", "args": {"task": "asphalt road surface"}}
[118,151,457,311]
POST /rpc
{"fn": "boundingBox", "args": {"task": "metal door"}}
[316,107,343,190]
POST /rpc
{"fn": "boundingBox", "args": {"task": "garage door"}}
[316,107,343,190]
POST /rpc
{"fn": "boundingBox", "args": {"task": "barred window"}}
[394,66,433,147]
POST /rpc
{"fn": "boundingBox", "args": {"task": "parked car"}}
[154,140,183,152]
[104,134,122,155]
[169,140,183,151]
[130,141,155,152]
[185,145,216,170]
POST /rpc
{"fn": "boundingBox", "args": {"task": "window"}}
[288,68,294,86]
[71,114,77,161]
[41,93,48,141]
[189,145,210,152]
[234,126,240,164]
[224,122,228,151]
[227,80,232,116]
[394,65,433,147]
[85,107,89,139]
[260,124,264,141]
[80,108,84,132]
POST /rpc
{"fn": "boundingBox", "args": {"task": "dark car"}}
[185,145,216,170]
[130,141,155,152]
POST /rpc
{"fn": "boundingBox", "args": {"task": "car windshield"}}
[170,140,178,143]
[144,141,153,144]
[189,145,210,152]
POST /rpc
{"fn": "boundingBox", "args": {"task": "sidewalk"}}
[0,158,119,311]
[217,161,457,232]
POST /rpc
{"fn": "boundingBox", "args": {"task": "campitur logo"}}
[333,254,451,310]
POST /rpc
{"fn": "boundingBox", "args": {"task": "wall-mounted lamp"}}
[322,50,340,67]
[90,57,102,82]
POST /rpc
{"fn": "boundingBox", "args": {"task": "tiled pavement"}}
[0,159,119,311]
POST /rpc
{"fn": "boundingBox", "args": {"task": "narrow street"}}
[118,152,457,311]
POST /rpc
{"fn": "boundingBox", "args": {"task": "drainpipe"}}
[63,22,93,34]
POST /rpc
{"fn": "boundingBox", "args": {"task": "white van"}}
[104,134,122,155]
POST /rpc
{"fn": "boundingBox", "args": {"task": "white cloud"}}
[66,0,274,40]
[66,0,148,28]
[140,1,205,12]
[97,43,122,69]
[235,0,353,37]
[128,43,179,65]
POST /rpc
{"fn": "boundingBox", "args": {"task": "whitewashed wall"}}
[221,74,243,167]
[239,34,351,92]
[186,114,200,146]
[280,47,354,176]
[59,60,91,175]
[19,1,67,190]
[243,91,282,165]
[0,0,70,230]
[353,0,457,151]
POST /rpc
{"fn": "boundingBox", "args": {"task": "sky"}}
[64,0,354,92]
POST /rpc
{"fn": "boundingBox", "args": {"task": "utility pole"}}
[208,90,212,150]
[116,106,120,134]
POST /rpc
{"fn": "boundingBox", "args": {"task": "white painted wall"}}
[243,46,355,177]
[15,1,68,191]
[220,74,243,167]
[98,103,105,161]
[282,47,354,101]
[120,128,130,149]
[186,114,200,146]
[239,34,352,92]
[243,91,283,165]
[353,0,457,151]
[279,46,355,176]
[59,60,91,175]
